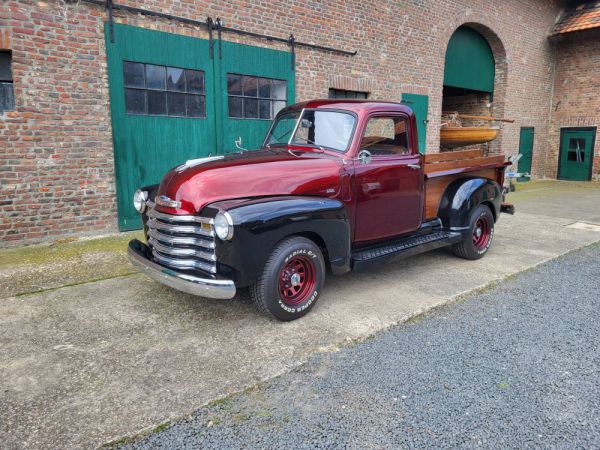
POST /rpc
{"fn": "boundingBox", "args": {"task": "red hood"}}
[156,147,345,214]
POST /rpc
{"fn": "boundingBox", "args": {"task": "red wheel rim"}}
[472,215,491,250]
[278,255,316,307]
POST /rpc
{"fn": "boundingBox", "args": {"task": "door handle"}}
[407,164,421,170]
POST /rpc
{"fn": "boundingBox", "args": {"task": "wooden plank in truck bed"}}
[423,149,507,220]
[424,155,506,175]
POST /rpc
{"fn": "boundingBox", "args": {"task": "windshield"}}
[265,109,356,152]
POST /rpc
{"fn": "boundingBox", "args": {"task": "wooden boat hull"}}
[440,126,500,148]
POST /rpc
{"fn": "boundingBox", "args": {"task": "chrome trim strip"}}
[148,237,216,262]
[147,218,214,237]
[148,208,214,225]
[147,228,215,249]
[128,240,235,299]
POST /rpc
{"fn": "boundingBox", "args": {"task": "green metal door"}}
[218,41,294,153]
[558,128,596,181]
[518,127,534,177]
[401,93,428,153]
[106,24,294,230]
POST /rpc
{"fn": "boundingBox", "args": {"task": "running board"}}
[351,231,462,271]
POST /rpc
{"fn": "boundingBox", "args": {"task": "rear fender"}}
[203,196,351,287]
[437,177,503,232]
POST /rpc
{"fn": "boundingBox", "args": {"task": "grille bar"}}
[147,228,215,249]
[147,217,214,238]
[152,250,217,273]
[148,237,216,261]
[148,208,214,225]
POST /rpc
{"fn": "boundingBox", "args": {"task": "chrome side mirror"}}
[358,149,372,165]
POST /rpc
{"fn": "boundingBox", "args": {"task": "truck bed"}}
[423,149,508,219]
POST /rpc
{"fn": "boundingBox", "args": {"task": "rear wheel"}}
[452,204,494,260]
[250,237,326,321]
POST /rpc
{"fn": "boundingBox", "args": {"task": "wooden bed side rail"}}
[424,155,506,175]
[424,149,484,164]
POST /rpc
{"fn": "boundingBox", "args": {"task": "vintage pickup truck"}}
[128,100,514,320]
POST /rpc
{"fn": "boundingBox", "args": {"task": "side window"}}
[361,116,410,156]
[0,51,15,112]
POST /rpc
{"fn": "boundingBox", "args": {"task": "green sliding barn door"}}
[218,41,295,153]
[105,24,294,230]
[518,127,534,177]
[401,93,428,153]
[558,128,596,181]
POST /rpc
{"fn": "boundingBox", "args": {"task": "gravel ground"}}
[120,243,600,449]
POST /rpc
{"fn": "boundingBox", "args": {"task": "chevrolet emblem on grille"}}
[156,195,181,209]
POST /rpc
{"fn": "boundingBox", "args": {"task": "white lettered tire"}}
[250,237,326,321]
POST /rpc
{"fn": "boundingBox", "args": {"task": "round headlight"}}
[133,189,148,213]
[214,211,234,241]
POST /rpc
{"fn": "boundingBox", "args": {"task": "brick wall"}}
[547,30,600,180]
[0,1,115,245]
[0,0,563,246]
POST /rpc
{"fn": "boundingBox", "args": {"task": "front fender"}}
[437,177,503,231]
[203,196,351,287]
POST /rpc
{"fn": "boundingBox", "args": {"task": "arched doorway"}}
[441,25,506,154]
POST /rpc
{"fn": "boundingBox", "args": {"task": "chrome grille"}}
[145,207,216,273]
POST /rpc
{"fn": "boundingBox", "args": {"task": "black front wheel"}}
[250,237,326,321]
[452,204,495,260]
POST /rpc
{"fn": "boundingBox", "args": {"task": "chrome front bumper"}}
[128,239,236,299]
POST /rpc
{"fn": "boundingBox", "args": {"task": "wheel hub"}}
[290,272,301,287]
[278,255,317,307]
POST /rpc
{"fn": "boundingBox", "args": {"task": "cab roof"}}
[284,99,414,116]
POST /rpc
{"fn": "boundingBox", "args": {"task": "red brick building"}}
[0,0,598,246]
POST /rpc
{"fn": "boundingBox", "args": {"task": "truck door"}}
[353,114,423,243]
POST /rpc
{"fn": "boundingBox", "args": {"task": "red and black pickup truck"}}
[128,100,514,321]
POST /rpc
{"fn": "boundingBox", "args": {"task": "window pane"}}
[258,78,271,98]
[569,138,585,150]
[273,100,286,116]
[123,61,144,88]
[227,74,242,95]
[187,94,205,117]
[186,70,204,94]
[228,96,243,118]
[259,100,271,119]
[166,67,185,92]
[147,90,167,115]
[125,89,146,114]
[242,76,258,97]
[272,80,287,100]
[167,92,186,116]
[145,64,166,90]
[361,117,409,155]
[244,98,258,118]
[0,82,15,112]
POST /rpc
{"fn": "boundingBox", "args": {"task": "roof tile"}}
[553,1,600,35]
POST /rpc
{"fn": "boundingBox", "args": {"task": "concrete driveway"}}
[1,180,600,449]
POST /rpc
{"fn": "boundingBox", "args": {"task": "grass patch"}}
[0,231,143,268]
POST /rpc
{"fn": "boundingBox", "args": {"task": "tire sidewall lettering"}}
[284,248,318,264]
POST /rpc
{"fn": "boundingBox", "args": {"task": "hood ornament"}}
[175,155,225,172]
